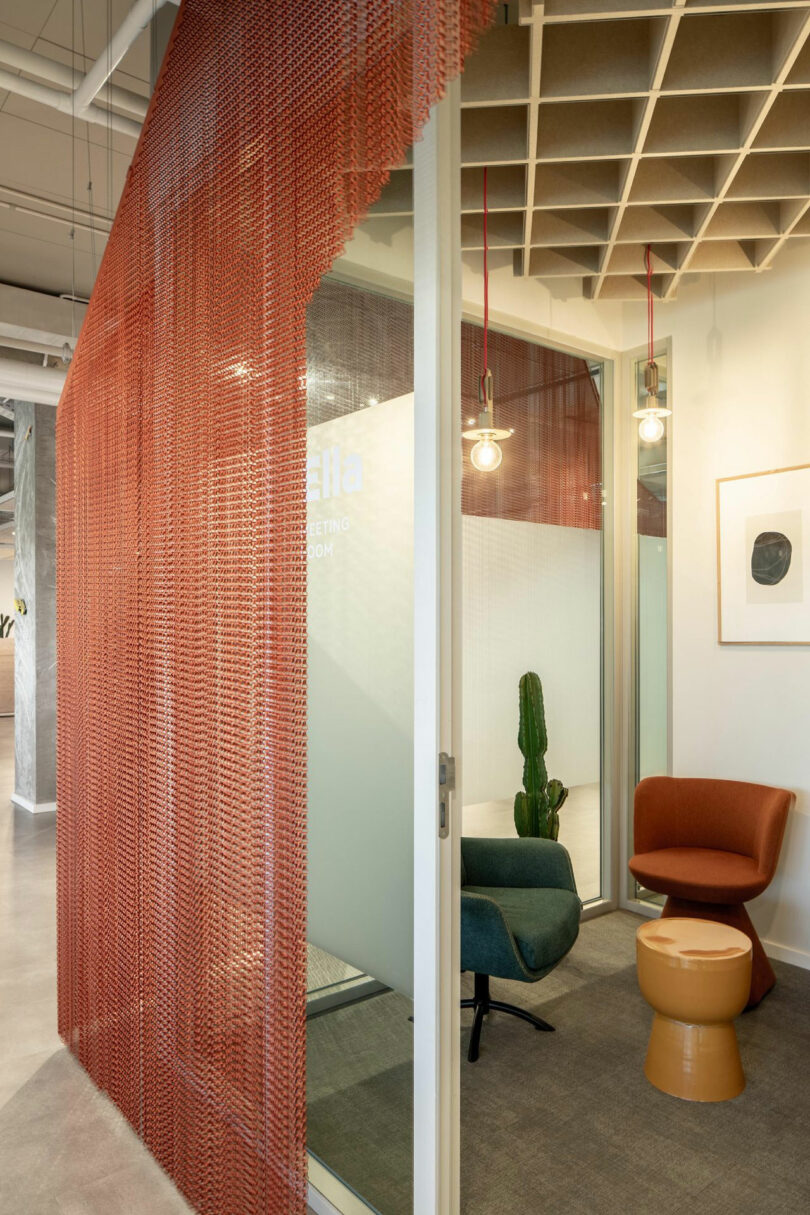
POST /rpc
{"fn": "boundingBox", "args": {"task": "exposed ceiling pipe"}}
[0,336,66,359]
[0,287,86,350]
[74,0,180,121]
[0,184,108,229]
[0,0,179,138]
[0,358,66,407]
[0,66,141,138]
[0,195,112,239]
[0,38,148,119]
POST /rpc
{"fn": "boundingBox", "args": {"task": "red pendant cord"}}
[646,243,653,363]
[483,165,489,375]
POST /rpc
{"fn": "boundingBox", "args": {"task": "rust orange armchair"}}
[629,776,793,1007]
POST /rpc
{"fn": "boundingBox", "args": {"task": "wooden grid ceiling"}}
[370,0,810,300]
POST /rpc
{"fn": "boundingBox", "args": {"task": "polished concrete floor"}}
[0,721,196,1214]
[0,719,318,1215]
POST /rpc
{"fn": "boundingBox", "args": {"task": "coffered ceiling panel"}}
[371,0,810,299]
[4,1,810,302]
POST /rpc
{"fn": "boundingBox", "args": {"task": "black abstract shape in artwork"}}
[751,531,792,586]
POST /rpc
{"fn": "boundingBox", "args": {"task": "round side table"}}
[636,917,752,1102]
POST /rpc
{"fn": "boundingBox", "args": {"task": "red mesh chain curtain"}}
[461,327,603,530]
[56,2,492,1213]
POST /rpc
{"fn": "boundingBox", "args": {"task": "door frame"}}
[306,85,463,1215]
[413,80,463,1215]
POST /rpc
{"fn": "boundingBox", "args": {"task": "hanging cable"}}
[79,0,99,281]
[643,243,658,398]
[646,243,654,368]
[482,164,488,389]
[69,0,77,354]
[634,244,670,442]
[463,165,512,472]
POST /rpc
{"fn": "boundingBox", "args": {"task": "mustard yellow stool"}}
[636,917,752,1102]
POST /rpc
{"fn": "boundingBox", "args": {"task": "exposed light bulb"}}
[638,413,665,443]
[470,436,503,472]
[367,396,379,407]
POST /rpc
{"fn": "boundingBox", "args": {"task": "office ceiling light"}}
[463,166,511,472]
[633,245,671,444]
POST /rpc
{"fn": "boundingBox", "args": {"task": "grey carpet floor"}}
[306,910,810,1215]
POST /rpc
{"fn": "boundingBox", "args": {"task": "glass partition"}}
[305,272,415,1215]
[460,329,608,904]
[633,351,670,902]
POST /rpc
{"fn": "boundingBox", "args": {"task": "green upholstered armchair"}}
[461,836,581,1062]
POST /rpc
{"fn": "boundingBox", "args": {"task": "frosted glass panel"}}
[304,275,415,1215]
[307,393,415,996]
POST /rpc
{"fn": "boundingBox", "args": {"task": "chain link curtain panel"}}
[55,2,492,1212]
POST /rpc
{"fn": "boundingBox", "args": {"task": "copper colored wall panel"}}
[56,3,493,1213]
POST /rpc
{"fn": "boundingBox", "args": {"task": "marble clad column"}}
[12,401,56,813]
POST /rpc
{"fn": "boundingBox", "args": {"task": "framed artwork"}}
[717,464,810,645]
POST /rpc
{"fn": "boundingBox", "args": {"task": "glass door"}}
[305,88,461,1215]
[459,331,610,907]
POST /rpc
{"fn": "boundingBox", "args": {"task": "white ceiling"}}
[0,0,150,299]
[3,0,810,310]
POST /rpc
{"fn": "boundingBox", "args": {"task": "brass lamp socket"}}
[478,367,493,409]
[644,360,659,397]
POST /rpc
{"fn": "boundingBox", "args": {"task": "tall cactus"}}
[513,671,568,841]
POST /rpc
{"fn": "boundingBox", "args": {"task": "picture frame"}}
[717,463,810,646]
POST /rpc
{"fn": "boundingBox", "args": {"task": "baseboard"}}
[763,938,810,972]
[307,1183,344,1215]
[308,1154,371,1215]
[11,793,57,814]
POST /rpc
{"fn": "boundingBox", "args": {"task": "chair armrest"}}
[753,787,794,881]
[460,890,528,980]
[461,836,577,894]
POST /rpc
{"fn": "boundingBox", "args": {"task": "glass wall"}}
[634,351,669,784]
[633,351,669,902]
[460,328,608,904]
[305,275,415,1215]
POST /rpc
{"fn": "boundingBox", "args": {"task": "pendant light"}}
[633,245,671,443]
[463,167,511,472]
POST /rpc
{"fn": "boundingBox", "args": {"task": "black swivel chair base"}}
[461,972,554,1062]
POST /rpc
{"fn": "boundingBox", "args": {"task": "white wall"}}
[462,516,601,805]
[625,245,810,967]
